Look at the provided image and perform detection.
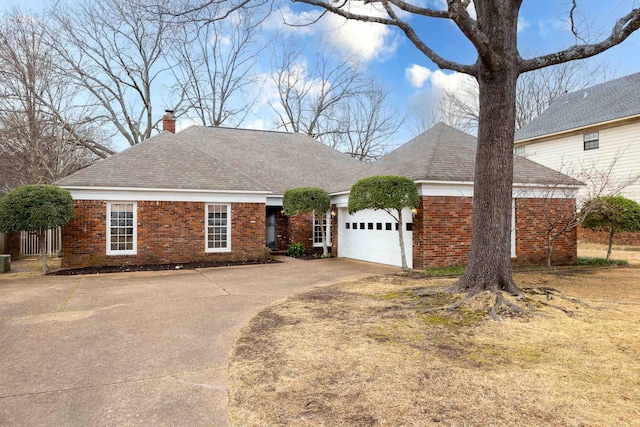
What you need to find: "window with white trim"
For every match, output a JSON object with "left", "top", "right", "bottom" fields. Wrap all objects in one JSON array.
[
  {"left": 514, "top": 146, "right": 525, "bottom": 156},
  {"left": 583, "top": 132, "right": 599, "bottom": 150},
  {"left": 313, "top": 212, "right": 332, "bottom": 247},
  {"left": 206, "top": 204, "right": 231, "bottom": 252},
  {"left": 107, "top": 202, "right": 136, "bottom": 255}
]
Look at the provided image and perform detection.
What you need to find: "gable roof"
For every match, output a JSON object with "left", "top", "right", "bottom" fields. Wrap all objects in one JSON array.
[
  {"left": 57, "top": 126, "right": 368, "bottom": 194},
  {"left": 371, "top": 123, "right": 582, "bottom": 186},
  {"left": 515, "top": 72, "right": 640, "bottom": 142}
]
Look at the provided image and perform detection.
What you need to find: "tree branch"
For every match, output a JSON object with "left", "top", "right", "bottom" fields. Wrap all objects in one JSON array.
[
  {"left": 521, "top": 8, "right": 640, "bottom": 73},
  {"left": 291, "top": 0, "right": 476, "bottom": 75}
]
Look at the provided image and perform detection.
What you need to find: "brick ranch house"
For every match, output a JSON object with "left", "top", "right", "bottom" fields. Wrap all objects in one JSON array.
[{"left": 56, "top": 118, "right": 582, "bottom": 270}]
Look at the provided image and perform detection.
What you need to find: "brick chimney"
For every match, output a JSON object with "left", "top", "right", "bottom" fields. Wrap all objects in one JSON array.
[{"left": 162, "top": 110, "right": 176, "bottom": 134}]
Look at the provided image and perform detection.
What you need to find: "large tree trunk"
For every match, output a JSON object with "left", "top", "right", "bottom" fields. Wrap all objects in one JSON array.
[{"left": 448, "top": 1, "right": 521, "bottom": 296}]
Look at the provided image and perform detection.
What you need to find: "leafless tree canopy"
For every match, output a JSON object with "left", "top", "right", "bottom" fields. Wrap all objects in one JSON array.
[
  {"left": 271, "top": 40, "right": 399, "bottom": 161},
  {"left": 169, "top": 7, "right": 266, "bottom": 127},
  {"left": 0, "top": 9, "right": 110, "bottom": 193},
  {"left": 532, "top": 150, "right": 640, "bottom": 267},
  {"left": 50, "top": 0, "right": 178, "bottom": 147},
  {"left": 423, "top": 60, "right": 611, "bottom": 134}
]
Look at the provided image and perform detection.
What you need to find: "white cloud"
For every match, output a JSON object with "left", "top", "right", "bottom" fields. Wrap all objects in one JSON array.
[
  {"left": 466, "top": 1, "right": 477, "bottom": 20},
  {"left": 405, "top": 64, "right": 433, "bottom": 88},
  {"left": 246, "top": 119, "right": 267, "bottom": 130},
  {"left": 324, "top": 14, "right": 399, "bottom": 62},
  {"left": 264, "top": 3, "right": 399, "bottom": 62},
  {"left": 407, "top": 68, "right": 478, "bottom": 125},
  {"left": 538, "top": 17, "right": 570, "bottom": 37},
  {"left": 518, "top": 16, "right": 530, "bottom": 33},
  {"left": 262, "top": 5, "right": 321, "bottom": 35}
]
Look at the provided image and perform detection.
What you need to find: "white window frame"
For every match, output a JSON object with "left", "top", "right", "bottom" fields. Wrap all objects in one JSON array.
[
  {"left": 583, "top": 131, "right": 599, "bottom": 150},
  {"left": 514, "top": 146, "right": 525, "bottom": 156},
  {"left": 205, "top": 204, "right": 232, "bottom": 253},
  {"left": 106, "top": 202, "right": 137, "bottom": 255},
  {"left": 313, "top": 211, "right": 332, "bottom": 247}
]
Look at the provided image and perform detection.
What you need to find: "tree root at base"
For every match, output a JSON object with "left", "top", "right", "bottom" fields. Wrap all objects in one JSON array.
[{"left": 418, "top": 286, "right": 588, "bottom": 321}]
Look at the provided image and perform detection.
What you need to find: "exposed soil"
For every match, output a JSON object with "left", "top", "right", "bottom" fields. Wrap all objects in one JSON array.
[{"left": 49, "top": 258, "right": 279, "bottom": 276}]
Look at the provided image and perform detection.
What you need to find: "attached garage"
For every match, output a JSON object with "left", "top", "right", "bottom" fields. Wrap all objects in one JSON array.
[{"left": 337, "top": 207, "right": 413, "bottom": 268}]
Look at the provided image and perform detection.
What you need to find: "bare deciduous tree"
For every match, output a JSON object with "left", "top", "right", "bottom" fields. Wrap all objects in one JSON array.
[
  {"left": 421, "top": 59, "right": 610, "bottom": 134},
  {"left": 271, "top": 39, "right": 398, "bottom": 161},
  {"left": 0, "top": 9, "right": 110, "bottom": 193},
  {"left": 292, "top": 0, "right": 640, "bottom": 299},
  {"left": 322, "top": 84, "right": 402, "bottom": 161},
  {"left": 50, "top": 0, "right": 178, "bottom": 147},
  {"left": 534, "top": 151, "right": 640, "bottom": 267},
  {"left": 270, "top": 40, "right": 369, "bottom": 138},
  {"left": 169, "top": 7, "right": 266, "bottom": 127}
]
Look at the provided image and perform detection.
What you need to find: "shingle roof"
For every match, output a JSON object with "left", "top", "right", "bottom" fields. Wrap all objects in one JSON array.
[
  {"left": 58, "top": 126, "right": 368, "bottom": 194},
  {"left": 371, "top": 123, "right": 582, "bottom": 186},
  {"left": 58, "top": 123, "right": 580, "bottom": 194},
  {"left": 175, "top": 126, "right": 368, "bottom": 194},
  {"left": 515, "top": 72, "right": 640, "bottom": 141},
  {"left": 56, "top": 131, "right": 269, "bottom": 192}
]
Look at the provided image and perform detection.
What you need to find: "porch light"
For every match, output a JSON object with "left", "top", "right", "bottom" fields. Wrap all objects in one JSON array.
[
  {"left": 411, "top": 208, "right": 418, "bottom": 217},
  {"left": 331, "top": 210, "right": 337, "bottom": 217}
]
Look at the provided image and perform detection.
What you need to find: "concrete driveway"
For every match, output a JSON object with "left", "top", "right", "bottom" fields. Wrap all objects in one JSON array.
[{"left": 0, "top": 257, "right": 396, "bottom": 426}]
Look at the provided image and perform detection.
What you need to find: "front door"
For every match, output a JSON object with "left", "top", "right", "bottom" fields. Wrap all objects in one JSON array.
[{"left": 266, "top": 210, "right": 277, "bottom": 249}]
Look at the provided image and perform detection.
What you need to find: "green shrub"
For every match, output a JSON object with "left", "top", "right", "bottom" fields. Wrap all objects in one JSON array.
[
  {"left": 287, "top": 242, "right": 305, "bottom": 258},
  {"left": 576, "top": 257, "right": 628, "bottom": 266},
  {"left": 421, "top": 265, "right": 466, "bottom": 277}
]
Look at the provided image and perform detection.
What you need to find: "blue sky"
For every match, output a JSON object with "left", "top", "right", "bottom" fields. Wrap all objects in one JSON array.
[{"left": 3, "top": 0, "right": 640, "bottom": 151}]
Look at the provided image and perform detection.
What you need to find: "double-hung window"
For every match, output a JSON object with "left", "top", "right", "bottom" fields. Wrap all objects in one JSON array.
[
  {"left": 107, "top": 202, "right": 136, "bottom": 255},
  {"left": 206, "top": 204, "right": 231, "bottom": 252},
  {"left": 583, "top": 132, "right": 599, "bottom": 150},
  {"left": 313, "top": 212, "right": 331, "bottom": 247}
]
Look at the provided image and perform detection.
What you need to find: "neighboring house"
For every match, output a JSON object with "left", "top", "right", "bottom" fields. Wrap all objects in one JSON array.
[
  {"left": 57, "top": 116, "right": 581, "bottom": 270},
  {"left": 514, "top": 72, "right": 640, "bottom": 202}
]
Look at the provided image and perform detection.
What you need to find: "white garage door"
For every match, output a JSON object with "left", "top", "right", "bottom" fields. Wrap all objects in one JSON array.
[{"left": 338, "top": 207, "right": 412, "bottom": 268}]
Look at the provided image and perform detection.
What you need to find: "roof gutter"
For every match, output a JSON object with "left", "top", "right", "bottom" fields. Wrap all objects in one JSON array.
[{"left": 59, "top": 185, "right": 272, "bottom": 195}]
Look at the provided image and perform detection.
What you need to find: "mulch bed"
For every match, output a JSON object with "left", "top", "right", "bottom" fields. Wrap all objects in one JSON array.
[{"left": 49, "top": 258, "right": 279, "bottom": 276}]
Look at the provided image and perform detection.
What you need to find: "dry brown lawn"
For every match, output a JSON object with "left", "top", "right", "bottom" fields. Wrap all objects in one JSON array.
[
  {"left": 579, "top": 241, "right": 640, "bottom": 265},
  {"left": 229, "top": 267, "right": 640, "bottom": 426}
]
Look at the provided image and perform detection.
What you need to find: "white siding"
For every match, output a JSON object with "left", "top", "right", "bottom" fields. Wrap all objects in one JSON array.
[{"left": 519, "top": 121, "right": 640, "bottom": 202}]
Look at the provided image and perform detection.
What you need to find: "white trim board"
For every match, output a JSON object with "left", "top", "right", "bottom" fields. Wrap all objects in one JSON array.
[{"left": 64, "top": 187, "right": 268, "bottom": 203}]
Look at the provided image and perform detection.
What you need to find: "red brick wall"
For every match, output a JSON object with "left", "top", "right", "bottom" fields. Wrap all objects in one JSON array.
[
  {"left": 284, "top": 212, "right": 314, "bottom": 252},
  {"left": 578, "top": 226, "right": 640, "bottom": 246},
  {"left": 411, "top": 196, "right": 578, "bottom": 269},
  {"left": 62, "top": 200, "right": 265, "bottom": 268},
  {"left": 330, "top": 204, "right": 338, "bottom": 257},
  {"left": 514, "top": 198, "right": 577, "bottom": 266},
  {"left": 413, "top": 196, "right": 474, "bottom": 269},
  {"left": 275, "top": 210, "right": 289, "bottom": 251}
]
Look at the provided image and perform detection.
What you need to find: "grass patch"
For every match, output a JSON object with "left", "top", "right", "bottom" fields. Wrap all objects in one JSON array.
[
  {"left": 577, "top": 256, "right": 629, "bottom": 266},
  {"left": 229, "top": 268, "right": 640, "bottom": 426},
  {"left": 420, "top": 265, "right": 466, "bottom": 277}
]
